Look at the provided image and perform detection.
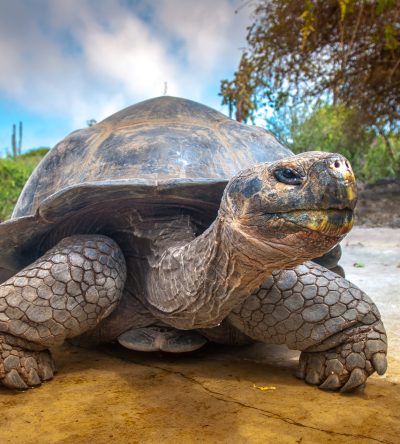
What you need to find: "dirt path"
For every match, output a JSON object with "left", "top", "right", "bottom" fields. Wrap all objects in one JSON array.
[{"left": 0, "top": 227, "right": 398, "bottom": 444}]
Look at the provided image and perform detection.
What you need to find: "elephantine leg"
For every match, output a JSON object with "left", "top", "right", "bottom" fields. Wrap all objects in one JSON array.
[
  {"left": 0, "top": 235, "right": 126, "bottom": 389},
  {"left": 228, "top": 261, "right": 387, "bottom": 392}
]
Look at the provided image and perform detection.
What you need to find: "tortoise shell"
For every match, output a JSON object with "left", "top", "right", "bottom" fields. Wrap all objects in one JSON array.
[{"left": 0, "top": 96, "right": 292, "bottom": 281}]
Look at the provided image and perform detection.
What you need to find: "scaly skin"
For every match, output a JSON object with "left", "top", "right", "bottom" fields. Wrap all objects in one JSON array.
[
  {"left": 0, "top": 235, "right": 126, "bottom": 389},
  {"left": 228, "top": 262, "right": 387, "bottom": 392}
]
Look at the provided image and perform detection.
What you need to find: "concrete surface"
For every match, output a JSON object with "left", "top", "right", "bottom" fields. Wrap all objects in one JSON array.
[{"left": 0, "top": 227, "right": 398, "bottom": 444}]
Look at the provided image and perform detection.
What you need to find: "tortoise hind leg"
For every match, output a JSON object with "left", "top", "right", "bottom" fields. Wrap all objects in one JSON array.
[
  {"left": 0, "top": 234, "right": 126, "bottom": 389},
  {"left": 118, "top": 326, "right": 207, "bottom": 353}
]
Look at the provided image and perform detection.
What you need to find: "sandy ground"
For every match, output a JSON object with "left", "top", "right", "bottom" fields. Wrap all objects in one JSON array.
[{"left": 0, "top": 227, "right": 398, "bottom": 444}]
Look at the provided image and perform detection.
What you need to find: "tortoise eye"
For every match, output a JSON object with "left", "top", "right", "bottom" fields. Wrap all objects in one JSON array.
[{"left": 274, "top": 168, "right": 303, "bottom": 185}]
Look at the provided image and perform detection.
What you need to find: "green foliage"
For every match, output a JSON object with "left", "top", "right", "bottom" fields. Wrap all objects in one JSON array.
[
  {"left": 221, "top": 0, "right": 400, "bottom": 154},
  {"left": 286, "top": 104, "right": 399, "bottom": 181},
  {"left": 362, "top": 136, "right": 400, "bottom": 182},
  {"left": 220, "top": 55, "right": 259, "bottom": 123},
  {"left": 290, "top": 105, "right": 372, "bottom": 176},
  {"left": 0, "top": 148, "right": 49, "bottom": 221}
]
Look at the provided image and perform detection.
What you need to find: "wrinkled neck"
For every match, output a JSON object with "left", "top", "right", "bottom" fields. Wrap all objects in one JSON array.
[{"left": 144, "top": 214, "right": 298, "bottom": 329}]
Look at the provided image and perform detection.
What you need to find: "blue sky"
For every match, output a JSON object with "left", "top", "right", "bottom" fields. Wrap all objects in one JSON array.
[{"left": 0, "top": 0, "right": 251, "bottom": 155}]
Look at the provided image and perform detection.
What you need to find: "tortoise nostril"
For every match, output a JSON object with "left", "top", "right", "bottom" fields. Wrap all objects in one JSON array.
[
  {"left": 334, "top": 160, "right": 341, "bottom": 169},
  {"left": 345, "top": 161, "right": 350, "bottom": 169}
]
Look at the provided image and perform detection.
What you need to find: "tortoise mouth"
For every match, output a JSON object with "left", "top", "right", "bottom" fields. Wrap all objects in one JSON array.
[{"left": 271, "top": 209, "right": 354, "bottom": 237}]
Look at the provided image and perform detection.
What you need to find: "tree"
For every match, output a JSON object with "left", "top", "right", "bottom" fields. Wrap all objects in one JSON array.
[
  {"left": 220, "top": 0, "right": 400, "bottom": 173},
  {"left": 290, "top": 104, "right": 373, "bottom": 176},
  {"left": 220, "top": 55, "right": 258, "bottom": 123},
  {"left": 86, "top": 119, "right": 97, "bottom": 127}
]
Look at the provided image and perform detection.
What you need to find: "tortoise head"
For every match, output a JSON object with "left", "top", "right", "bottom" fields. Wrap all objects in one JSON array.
[{"left": 220, "top": 152, "right": 357, "bottom": 262}]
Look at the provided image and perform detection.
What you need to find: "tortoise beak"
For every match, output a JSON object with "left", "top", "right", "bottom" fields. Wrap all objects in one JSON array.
[{"left": 290, "top": 154, "right": 357, "bottom": 236}]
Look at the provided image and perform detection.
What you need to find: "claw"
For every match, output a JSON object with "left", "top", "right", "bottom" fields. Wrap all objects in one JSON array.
[
  {"left": 27, "top": 368, "right": 41, "bottom": 386},
  {"left": 305, "top": 369, "right": 323, "bottom": 385},
  {"left": 340, "top": 368, "right": 367, "bottom": 392},
  {"left": 295, "top": 354, "right": 307, "bottom": 379},
  {"left": 2, "top": 369, "right": 28, "bottom": 390},
  {"left": 319, "top": 373, "right": 341, "bottom": 390},
  {"left": 372, "top": 353, "right": 387, "bottom": 375}
]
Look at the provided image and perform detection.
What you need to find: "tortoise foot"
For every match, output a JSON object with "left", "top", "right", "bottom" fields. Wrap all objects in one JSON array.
[
  {"left": 118, "top": 326, "right": 207, "bottom": 353},
  {"left": 0, "top": 334, "right": 56, "bottom": 390},
  {"left": 296, "top": 321, "right": 387, "bottom": 392}
]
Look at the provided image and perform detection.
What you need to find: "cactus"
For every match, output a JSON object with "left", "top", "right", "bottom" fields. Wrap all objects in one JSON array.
[
  {"left": 10, "top": 122, "right": 23, "bottom": 158},
  {"left": 11, "top": 124, "right": 17, "bottom": 158},
  {"left": 18, "top": 121, "right": 23, "bottom": 156}
]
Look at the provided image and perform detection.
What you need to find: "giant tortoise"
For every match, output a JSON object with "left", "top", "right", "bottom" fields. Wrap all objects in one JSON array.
[{"left": 0, "top": 96, "right": 387, "bottom": 391}]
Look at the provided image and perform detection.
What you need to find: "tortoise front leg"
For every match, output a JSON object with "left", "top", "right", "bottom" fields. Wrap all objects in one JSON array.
[
  {"left": 0, "top": 235, "right": 126, "bottom": 389},
  {"left": 228, "top": 262, "right": 387, "bottom": 392}
]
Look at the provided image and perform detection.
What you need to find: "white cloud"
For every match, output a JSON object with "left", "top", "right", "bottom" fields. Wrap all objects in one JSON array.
[{"left": 0, "top": 0, "right": 251, "bottom": 129}]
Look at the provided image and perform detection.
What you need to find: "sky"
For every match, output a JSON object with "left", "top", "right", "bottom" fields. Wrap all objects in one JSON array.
[{"left": 0, "top": 0, "right": 252, "bottom": 155}]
